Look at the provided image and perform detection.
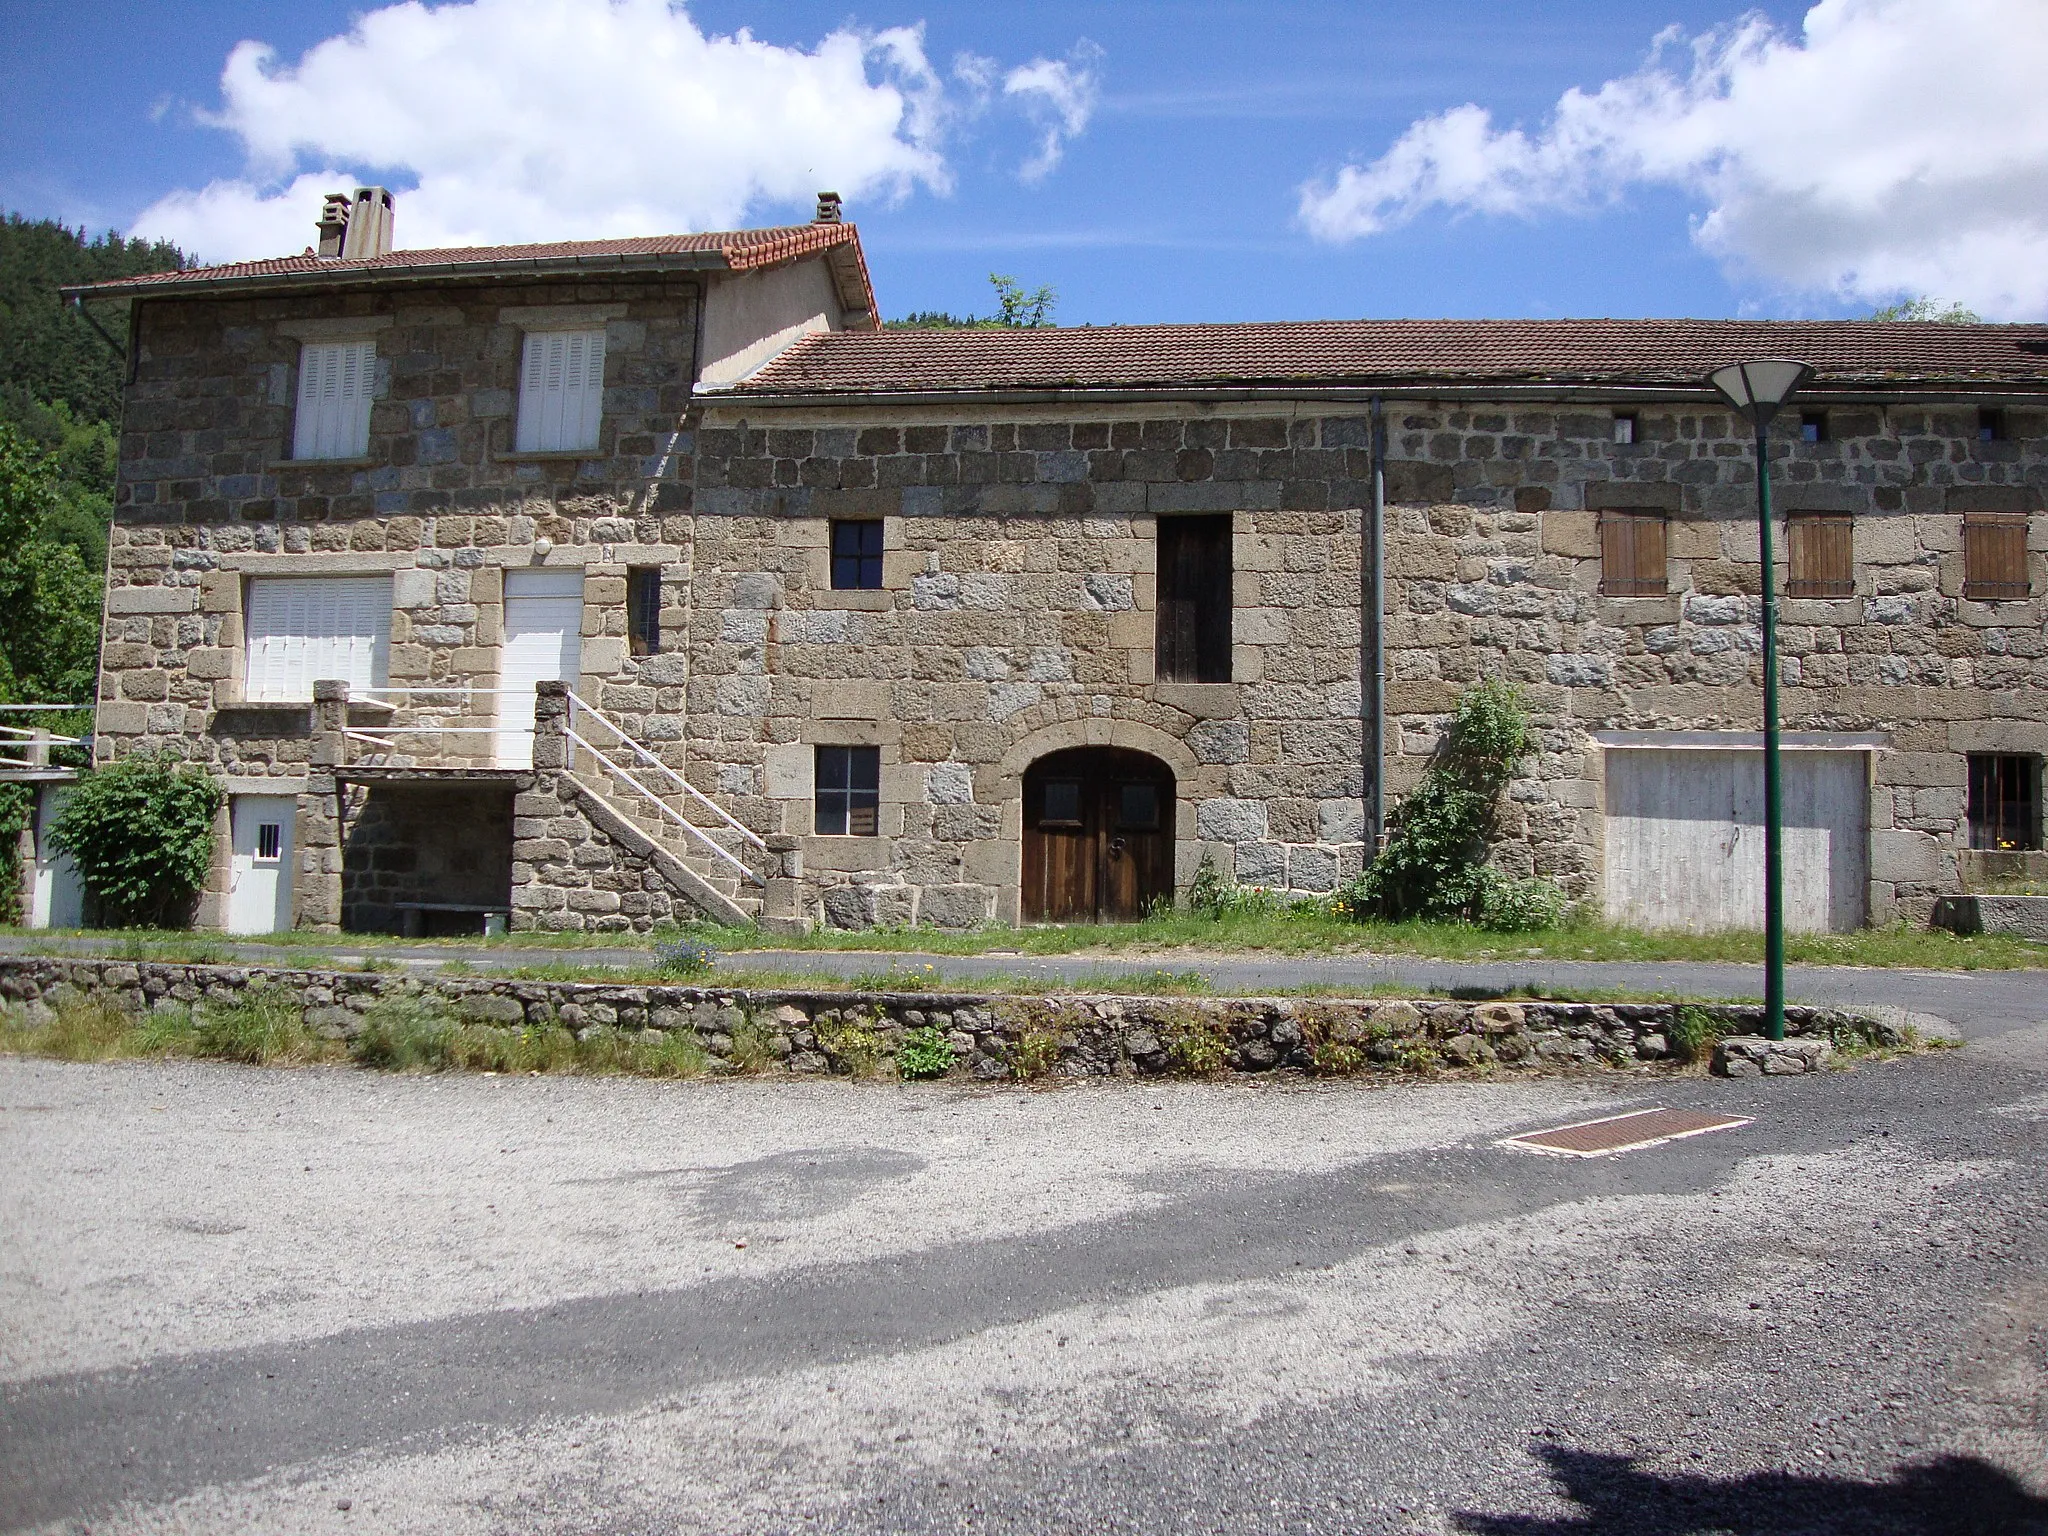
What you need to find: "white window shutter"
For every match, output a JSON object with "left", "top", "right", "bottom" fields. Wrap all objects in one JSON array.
[
  {"left": 293, "top": 341, "right": 374, "bottom": 459},
  {"left": 516, "top": 328, "right": 605, "bottom": 452},
  {"left": 244, "top": 577, "right": 392, "bottom": 701}
]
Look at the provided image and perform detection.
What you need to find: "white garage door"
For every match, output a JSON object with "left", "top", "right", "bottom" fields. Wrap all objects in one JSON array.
[{"left": 1604, "top": 749, "right": 1869, "bottom": 933}]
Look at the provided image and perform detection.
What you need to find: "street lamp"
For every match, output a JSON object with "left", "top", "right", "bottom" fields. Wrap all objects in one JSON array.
[{"left": 1707, "top": 358, "right": 1814, "bottom": 1042}]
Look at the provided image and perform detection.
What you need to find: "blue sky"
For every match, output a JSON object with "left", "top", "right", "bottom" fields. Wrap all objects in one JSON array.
[{"left": 4, "top": 0, "right": 2043, "bottom": 323}]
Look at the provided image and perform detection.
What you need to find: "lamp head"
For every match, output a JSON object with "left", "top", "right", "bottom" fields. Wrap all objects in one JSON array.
[{"left": 1708, "top": 358, "right": 1814, "bottom": 427}]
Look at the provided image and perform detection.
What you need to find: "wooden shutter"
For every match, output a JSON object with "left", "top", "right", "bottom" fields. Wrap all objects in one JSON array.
[
  {"left": 1786, "top": 512, "right": 1854, "bottom": 597},
  {"left": 292, "top": 340, "right": 374, "bottom": 460},
  {"left": 516, "top": 328, "right": 606, "bottom": 452},
  {"left": 1156, "top": 516, "right": 1232, "bottom": 682},
  {"left": 1963, "top": 513, "right": 2030, "bottom": 600},
  {"left": 244, "top": 576, "right": 393, "bottom": 700},
  {"left": 1600, "top": 512, "right": 1667, "bottom": 596}
]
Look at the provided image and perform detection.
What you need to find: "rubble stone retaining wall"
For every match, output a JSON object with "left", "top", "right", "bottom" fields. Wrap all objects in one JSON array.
[{"left": 0, "top": 957, "right": 1897, "bottom": 1078}]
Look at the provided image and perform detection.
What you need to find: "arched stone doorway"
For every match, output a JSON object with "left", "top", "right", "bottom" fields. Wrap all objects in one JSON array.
[{"left": 1022, "top": 748, "right": 1175, "bottom": 923}]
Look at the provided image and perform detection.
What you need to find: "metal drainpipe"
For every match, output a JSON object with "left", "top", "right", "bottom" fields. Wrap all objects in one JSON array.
[{"left": 1367, "top": 396, "right": 1387, "bottom": 856}]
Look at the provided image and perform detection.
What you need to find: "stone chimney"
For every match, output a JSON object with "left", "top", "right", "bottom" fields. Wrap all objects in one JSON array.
[
  {"left": 339, "top": 186, "right": 396, "bottom": 258},
  {"left": 316, "top": 193, "right": 353, "bottom": 258},
  {"left": 814, "top": 191, "right": 843, "bottom": 225}
]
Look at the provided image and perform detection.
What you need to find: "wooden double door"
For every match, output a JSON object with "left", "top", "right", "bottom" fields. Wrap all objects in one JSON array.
[{"left": 1022, "top": 749, "right": 1175, "bottom": 923}]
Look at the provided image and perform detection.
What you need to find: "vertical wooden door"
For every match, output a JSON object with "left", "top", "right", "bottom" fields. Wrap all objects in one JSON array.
[{"left": 1022, "top": 749, "right": 1174, "bottom": 923}]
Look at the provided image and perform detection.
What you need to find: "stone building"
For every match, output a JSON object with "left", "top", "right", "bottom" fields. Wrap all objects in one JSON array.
[{"left": 33, "top": 190, "right": 2048, "bottom": 936}]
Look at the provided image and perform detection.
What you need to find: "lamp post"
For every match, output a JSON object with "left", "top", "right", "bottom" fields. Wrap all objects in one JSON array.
[{"left": 1707, "top": 358, "right": 1814, "bottom": 1042}]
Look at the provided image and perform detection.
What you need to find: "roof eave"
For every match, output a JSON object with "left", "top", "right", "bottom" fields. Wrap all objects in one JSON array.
[{"left": 60, "top": 248, "right": 739, "bottom": 304}]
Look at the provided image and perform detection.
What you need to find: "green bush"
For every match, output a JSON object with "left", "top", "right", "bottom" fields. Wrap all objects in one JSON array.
[
  {"left": 896, "top": 1024, "right": 956, "bottom": 1080},
  {"left": 49, "top": 750, "right": 223, "bottom": 927},
  {"left": 1339, "top": 681, "right": 1569, "bottom": 929}
]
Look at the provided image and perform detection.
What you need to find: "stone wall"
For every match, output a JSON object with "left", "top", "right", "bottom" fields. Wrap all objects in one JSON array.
[{"left": 0, "top": 956, "right": 1896, "bottom": 1078}]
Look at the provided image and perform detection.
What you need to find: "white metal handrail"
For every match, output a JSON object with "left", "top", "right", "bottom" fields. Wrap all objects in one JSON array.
[
  {"left": 565, "top": 724, "right": 759, "bottom": 884},
  {"left": 567, "top": 694, "right": 769, "bottom": 854},
  {"left": 0, "top": 724, "right": 87, "bottom": 743}
]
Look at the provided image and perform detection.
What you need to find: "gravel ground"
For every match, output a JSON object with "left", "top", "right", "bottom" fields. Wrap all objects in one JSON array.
[{"left": 3, "top": 987, "right": 2045, "bottom": 1534}]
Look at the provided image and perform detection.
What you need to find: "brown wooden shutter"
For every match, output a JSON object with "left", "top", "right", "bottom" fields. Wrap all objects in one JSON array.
[
  {"left": 1156, "top": 516, "right": 1232, "bottom": 681},
  {"left": 1963, "top": 513, "right": 2030, "bottom": 600},
  {"left": 1599, "top": 512, "right": 1667, "bottom": 596},
  {"left": 1786, "top": 512, "right": 1854, "bottom": 597}
]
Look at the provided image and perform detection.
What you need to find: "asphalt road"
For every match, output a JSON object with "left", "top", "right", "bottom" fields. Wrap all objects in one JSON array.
[{"left": 2, "top": 973, "right": 2045, "bottom": 1533}]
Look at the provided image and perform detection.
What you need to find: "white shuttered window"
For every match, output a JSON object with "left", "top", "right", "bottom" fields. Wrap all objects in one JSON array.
[
  {"left": 515, "top": 328, "right": 606, "bottom": 452},
  {"left": 292, "top": 341, "right": 375, "bottom": 460},
  {"left": 244, "top": 577, "right": 392, "bottom": 701}
]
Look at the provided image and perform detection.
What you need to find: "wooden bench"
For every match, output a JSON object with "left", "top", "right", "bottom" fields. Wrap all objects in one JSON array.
[{"left": 391, "top": 901, "right": 511, "bottom": 938}]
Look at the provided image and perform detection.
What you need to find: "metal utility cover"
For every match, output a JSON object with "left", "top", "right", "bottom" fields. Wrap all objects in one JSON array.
[{"left": 1498, "top": 1107, "right": 1752, "bottom": 1158}]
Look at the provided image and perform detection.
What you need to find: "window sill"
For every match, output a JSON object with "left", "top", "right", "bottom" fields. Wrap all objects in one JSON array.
[
  {"left": 807, "top": 590, "right": 896, "bottom": 611},
  {"left": 494, "top": 450, "right": 606, "bottom": 463},
  {"left": 270, "top": 457, "right": 377, "bottom": 470}
]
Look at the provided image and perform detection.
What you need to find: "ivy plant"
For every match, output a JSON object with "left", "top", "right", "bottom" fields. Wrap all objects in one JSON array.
[
  {"left": 1340, "top": 681, "right": 1568, "bottom": 930},
  {"left": 48, "top": 751, "right": 224, "bottom": 928}
]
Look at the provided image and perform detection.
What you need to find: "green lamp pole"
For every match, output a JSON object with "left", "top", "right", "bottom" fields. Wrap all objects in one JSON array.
[{"left": 1707, "top": 359, "right": 1814, "bottom": 1043}]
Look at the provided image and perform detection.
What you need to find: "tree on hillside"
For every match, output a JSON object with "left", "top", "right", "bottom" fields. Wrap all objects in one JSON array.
[
  {"left": 1867, "top": 296, "right": 1982, "bottom": 323},
  {"left": 0, "top": 214, "right": 184, "bottom": 428},
  {"left": 886, "top": 272, "right": 1059, "bottom": 330},
  {"left": 0, "top": 423, "right": 103, "bottom": 705}
]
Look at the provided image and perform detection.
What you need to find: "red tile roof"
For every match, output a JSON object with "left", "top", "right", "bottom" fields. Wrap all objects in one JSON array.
[
  {"left": 68, "top": 223, "right": 877, "bottom": 320},
  {"left": 735, "top": 318, "right": 2048, "bottom": 396}
]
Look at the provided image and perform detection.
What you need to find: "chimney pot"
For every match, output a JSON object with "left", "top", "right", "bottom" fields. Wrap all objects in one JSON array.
[
  {"left": 316, "top": 193, "right": 352, "bottom": 258},
  {"left": 814, "top": 191, "right": 843, "bottom": 225},
  {"left": 339, "top": 186, "right": 397, "bottom": 258}
]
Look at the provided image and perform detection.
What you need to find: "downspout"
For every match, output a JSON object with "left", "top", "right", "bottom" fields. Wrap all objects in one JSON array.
[{"left": 1367, "top": 396, "right": 1387, "bottom": 856}]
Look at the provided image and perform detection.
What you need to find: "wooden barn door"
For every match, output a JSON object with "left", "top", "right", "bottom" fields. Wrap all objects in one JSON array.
[{"left": 1022, "top": 749, "right": 1174, "bottom": 923}]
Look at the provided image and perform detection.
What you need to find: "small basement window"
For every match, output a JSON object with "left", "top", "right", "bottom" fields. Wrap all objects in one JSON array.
[
  {"left": 815, "top": 745, "right": 880, "bottom": 836},
  {"left": 1979, "top": 408, "right": 2007, "bottom": 443},
  {"left": 1611, "top": 412, "right": 1638, "bottom": 445},
  {"left": 1968, "top": 754, "right": 2041, "bottom": 851},
  {"left": 1799, "top": 410, "right": 1829, "bottom": 444},
  {"left": 1962, "top": 512, "right": 2031, "bottom": 600},
  {"left": 627, "top": 567, "right": 661, "bottom": 656},
  {"left": 1599, "top": 511, "right": 1667, "bottom": 596},
  {"left": 830, "top": 519, "right": 884, "bottom": 590},
  {"left": 1156, "top": 515, "right": 1232, "bottom": 682},
  {"left": 1785, "top": 512, "right": 1854, "bottom": 598}
]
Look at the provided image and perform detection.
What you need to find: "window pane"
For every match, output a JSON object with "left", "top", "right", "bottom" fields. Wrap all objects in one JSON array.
[
  {"left": 627, "top": 568, "right": 661, "bottom": 656},
  {"left": 1041, "top": 779, "right": 1082, "bottom": 825},
  {"left": 1118, "top": 782, "right": 1159, "bottom": 830},
  {"left": 1157, "top": 516, "right": 1232, "bottom": 682},
  {"left": 1969, "top": 754, "right": 2041, "bottom": 851},
  {"left": 815, "top": 745, "right": 880, "bottom": 835},
  {"left": 831, "top": 520, "right": 884, "bottom": 590}
]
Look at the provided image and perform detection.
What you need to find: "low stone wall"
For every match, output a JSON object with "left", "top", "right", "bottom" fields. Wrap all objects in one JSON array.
[{"left": 0, "top": 956, "right": 1899, "bottom": 1078}]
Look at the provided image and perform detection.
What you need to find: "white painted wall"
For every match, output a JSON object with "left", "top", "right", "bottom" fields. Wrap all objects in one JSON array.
[
  {"left": 1603, "top": 748, "right": 1870, "bottom": 933},
  {"left": 696, "top": 259, "right": 843, "bottom": 388}
]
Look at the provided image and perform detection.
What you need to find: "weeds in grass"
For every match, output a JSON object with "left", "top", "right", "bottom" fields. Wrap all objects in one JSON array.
[
  {"left": 896, "top": 1024, "right": 956, "bottom": 1080},
  {"left": 1010, "top": 1025, "right": 1062, "bottom": 1080},
  {"left": 654, "top": 939, "right": 718, "bottom": 979},
  {"left": 192, "top": 989, "right": 324, "bottom": 1064},
  {"left": 725, "top": 1013, "right": 780, "bottom": 1074},
  {"left": 1071, "top": 967, "right": 1215, "bottom": 996},
  {"left": 849, "top": 963, "right": 944, "bottom": 992},
  {"left": 1669, "top": 1004, "right": 1735, "bottom": 1065},
  {"left": 40, "top": 992, "right": 137, "bottom": 1060},
  {"left": 815, "top": 1012, "right": 885, "bottom": 1077},
  {"left": 1156, "top": 1005, "right": 1233, "bottom": 1076}
]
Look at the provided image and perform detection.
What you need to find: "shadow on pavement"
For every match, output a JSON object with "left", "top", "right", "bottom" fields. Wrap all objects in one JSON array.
[{"left": 1455, "top": 1446, "right": 2048, "bottom": 1535}]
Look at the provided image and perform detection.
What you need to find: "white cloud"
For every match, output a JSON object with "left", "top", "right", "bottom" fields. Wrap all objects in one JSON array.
[
  {"left": 132, "top": 0, "right": 1095, "bottom": 262},
  {"left": 1003, "top": 42, "right": 1103, "bottom": 184},
  {"left": 1298, "top": 0, "right": 2048, "bottom": 318}
]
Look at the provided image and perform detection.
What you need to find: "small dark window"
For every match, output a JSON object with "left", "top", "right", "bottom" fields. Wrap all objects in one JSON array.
[
  {"left": 1117, "top": 782, "right": 1160, "bottom": 831},
  {"left": 1979, "top": 408, "right": 2007, "bottom": 443},
  {"left": 1599, "top": 511, "right": 1667, "bottom": 596},
  {"left": 1611, "top": 412, "right": 1638, "bottom": 445},
  {"left": 1799, "top": 410, "right": 1829, "bottom": 444},
  {"left": 1962, "top": 512, "right": 2030, "bottom": 600},
  {"left": 256, "top": 823, "right": 282, "bottom": 861},
  {"left": 814, "top": 745, "right": 880, "bottom": 835},
  {"left": 1785, "top": 512, "right": 1854, "bottom": 598},
  {"left": 627, "top": 567, "right": 661, "bottom": 656},
  {"left": 1968, "top": 754, "right": 2041, "bottom": 851},
  {"left": 1040, "top": 779, "right": 1083, "bottom": 827},
  {"left": 830, "top": 519, "right": 884, "bottom": 590},
  {"left": 1156, "top": 515, "right": 1232, "bottom": 682}
]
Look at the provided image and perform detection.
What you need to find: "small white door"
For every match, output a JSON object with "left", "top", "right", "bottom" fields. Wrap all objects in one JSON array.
[
  {"left": 228, "top": 795, "right": 296, "bottom": 935},
  {"left": 498, "top": 570, "right": 585, "bottom": 767},
  {"left": 1604, "top": 748, "right": 1869, "bottom": 934},
  {"left": 29, "top": 784, "right": 84, "bottom": 930}
]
